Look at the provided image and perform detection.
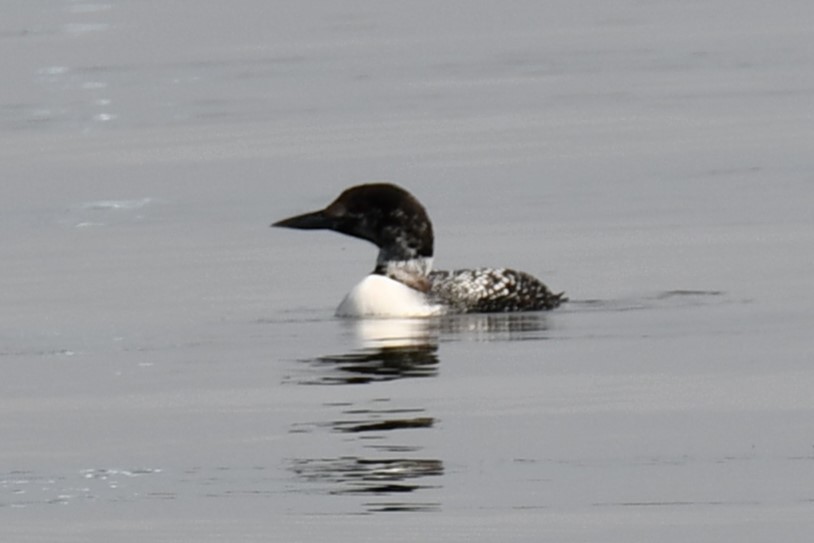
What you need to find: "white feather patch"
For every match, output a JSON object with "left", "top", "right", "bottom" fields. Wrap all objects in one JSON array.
[{"left": 336, "top": 274, "right": 444, "bottom": 318}]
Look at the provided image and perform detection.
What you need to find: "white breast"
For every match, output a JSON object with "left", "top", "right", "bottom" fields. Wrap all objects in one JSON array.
[{"left": 335, "top": 274, "right": 444, "bottom": 318}]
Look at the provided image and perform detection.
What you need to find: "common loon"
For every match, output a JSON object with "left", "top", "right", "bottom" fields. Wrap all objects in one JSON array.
[{"left": 272, "top": 183, "right": 565, "bottom": 318}]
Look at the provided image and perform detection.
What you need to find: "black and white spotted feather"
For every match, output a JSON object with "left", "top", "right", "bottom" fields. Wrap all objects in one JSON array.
[{"left": 429, "top": 268, "right": 565, "bottom": 313}]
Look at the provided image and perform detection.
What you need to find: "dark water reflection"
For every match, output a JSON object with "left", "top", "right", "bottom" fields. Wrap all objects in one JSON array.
[
  {"left": 286, "top": 313, "right": 551, "bottom": 513},
  {"left": 295, "top": 344, "right": 439, "bottom": 385},
  {"left": 290, "top": 456, "right": 443, "bottom": 502}
]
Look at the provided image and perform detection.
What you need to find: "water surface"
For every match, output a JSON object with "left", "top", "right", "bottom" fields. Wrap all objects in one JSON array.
[{"left": 2, "top": 1, "right": 813, "bottom": 541}]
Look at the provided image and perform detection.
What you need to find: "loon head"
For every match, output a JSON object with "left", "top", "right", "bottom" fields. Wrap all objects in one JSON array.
[{"left": 272, "top": 183, "right": 434, "bottom": 268}]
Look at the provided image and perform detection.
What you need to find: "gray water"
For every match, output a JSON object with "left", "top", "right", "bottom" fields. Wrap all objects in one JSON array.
[{"left": 2, "top": 1, "right": 813, "bottom": 541}]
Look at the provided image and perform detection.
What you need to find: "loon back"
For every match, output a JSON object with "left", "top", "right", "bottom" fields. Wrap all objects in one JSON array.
[
  {"left": 429, "top": 268, "right": 565, "bottom": 313},
  {"left": 272, "top": 183, "right": 565, "bottom": 317}
]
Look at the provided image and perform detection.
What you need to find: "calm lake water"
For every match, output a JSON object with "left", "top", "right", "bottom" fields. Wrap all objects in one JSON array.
[{"left": 2, "top": 1, "right": 813, "bottom": 541}]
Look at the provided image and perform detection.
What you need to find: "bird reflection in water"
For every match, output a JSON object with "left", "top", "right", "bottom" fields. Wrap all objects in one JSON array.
[
  {"left": 290, "top": 455, "right": 443, "bottom": 506},
  {"left": 299, "top": 343, "right": 439, "bottom": 385},
  {"left": 288, "top": 318, "right": 442, "bottom": 512},
  {"left": 290, "top": 313, "right": 550, "bottom": 385},
  {"left": 287, "top": 313, "right": 550, "bottom": 513},
  {"left": 291, "top": 318, "right": 440, "bottom": 385},
  {"left": 289, "top": 398, "right": 442, "bottom": 512},
  {"left": 438, "top": 312, "right": 552, "bottom": 340}
]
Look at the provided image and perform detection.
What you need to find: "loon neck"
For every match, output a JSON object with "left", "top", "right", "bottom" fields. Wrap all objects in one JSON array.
[{"left": 374, "top": 256, "right": 433, "bottom": 293}]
